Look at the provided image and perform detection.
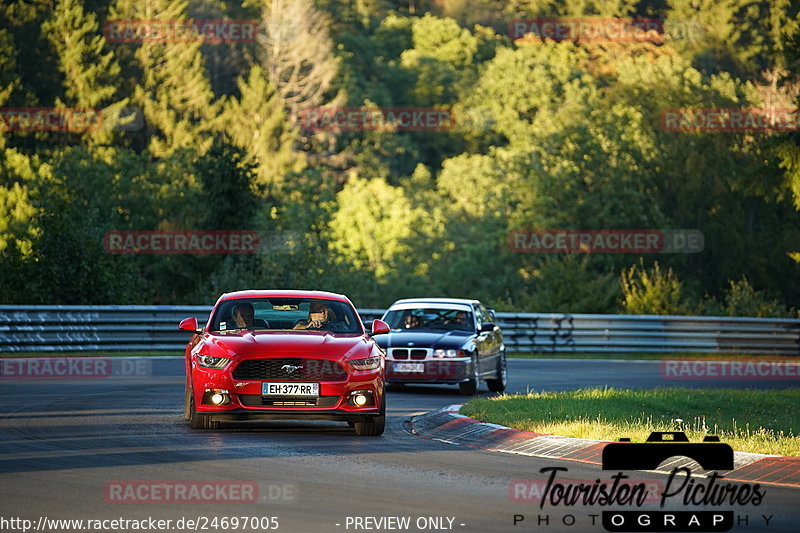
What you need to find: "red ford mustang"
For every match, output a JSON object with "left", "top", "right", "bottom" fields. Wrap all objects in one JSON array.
[{"left": 179, "top": 290, "right": 389, "bottom": 436}]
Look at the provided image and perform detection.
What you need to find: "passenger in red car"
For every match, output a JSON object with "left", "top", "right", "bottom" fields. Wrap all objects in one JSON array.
[{"left": 294, "top": 302, "right": 340, "bottom": 330}]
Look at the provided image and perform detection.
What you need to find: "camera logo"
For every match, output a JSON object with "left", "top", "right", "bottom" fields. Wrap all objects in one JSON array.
[
  {"left": 602, "top": 431, "right": 734, "bottom": 471},
  {"left": 600, "top": 432, "right": 739, "bottom": 532}
]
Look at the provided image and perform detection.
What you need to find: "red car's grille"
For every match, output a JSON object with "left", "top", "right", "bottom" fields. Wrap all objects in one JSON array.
[
  {"left": 232, "top": 358, "right": 348, "bottom": 381},
  {"left": 239, "top": 395, "right": 340, "bottom": 407}
]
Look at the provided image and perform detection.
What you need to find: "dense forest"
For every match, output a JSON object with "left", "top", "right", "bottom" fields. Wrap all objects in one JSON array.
[{"left": 0, "top": 0, "right": 798, "bottom": 315}]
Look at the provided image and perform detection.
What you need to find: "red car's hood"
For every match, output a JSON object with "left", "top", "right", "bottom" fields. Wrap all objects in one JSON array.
[{"left": 200, "top": 331, "right": 369, "bottom": 359}]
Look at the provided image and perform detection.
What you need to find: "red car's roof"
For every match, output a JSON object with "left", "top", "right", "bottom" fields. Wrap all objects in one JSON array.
[{"left": 217, "top": 290, "right": 352, "bottom": 304}]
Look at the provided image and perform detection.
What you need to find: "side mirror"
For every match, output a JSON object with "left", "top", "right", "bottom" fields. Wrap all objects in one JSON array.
[
  {"left": 371, "top": 319, "right": 390, "bottom": 335},
  {"left": 479, "top": 323, "right": 495, "bottom": 333},
  {"left": 178, "top": 317, "right": 200, "bottom": 333}
]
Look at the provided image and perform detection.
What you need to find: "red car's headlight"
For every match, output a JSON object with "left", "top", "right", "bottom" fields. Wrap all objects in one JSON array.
[
  {"left": 350, "top": 356, "right": 381, "bottom": 371},
  {"left": 196, "top": 354, "right": 231, "bottom": 369}
]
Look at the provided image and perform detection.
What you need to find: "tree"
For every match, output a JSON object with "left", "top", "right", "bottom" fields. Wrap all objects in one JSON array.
[
  {"left": 194, "top": 141, "right": 260, "bottom": 230},
  {"left": 328, "top": 175, "right": 428, "bottom": 282},
  {"left": 258, "top": 0, "right": 342, "bottom": 120},
  {"left": 110, "top": 0, "right": 217, "bottom": 157},
  {"left": 400, "top": 14, "right": 479, "bottom": 105},
  {"left": 620, "top": 261, "right": 691, "bottom": 315},
  {"left": 216, "top": 66, "right": 302, "bottom": 195},
  {"left": 42, "top": 0, "right": 129, "bottom": 144}
]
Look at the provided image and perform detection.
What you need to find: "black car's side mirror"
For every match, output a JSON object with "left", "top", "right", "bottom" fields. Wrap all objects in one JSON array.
[{"left": 479, "top": 323, "right": 495, "bottom": 333}]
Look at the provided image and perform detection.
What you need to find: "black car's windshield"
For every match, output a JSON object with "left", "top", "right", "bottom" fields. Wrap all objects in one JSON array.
[
  {"left": 209, "top": 298, "right": 362, "bottom": 334},
  {"left": 383, "top": 307, "right": 474, "bottom": 332}
]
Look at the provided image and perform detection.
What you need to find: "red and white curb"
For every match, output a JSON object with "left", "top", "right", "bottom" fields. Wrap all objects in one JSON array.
[{"left": 409, "top": 404, "right": 800, "bottom": 488}]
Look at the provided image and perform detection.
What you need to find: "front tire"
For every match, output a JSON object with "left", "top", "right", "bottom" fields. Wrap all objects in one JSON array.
[
  {"left": 458, "top": 355, "right": 479, "bottom": 396},
  {"left": 486, "top": 352, "right": 508, "bottom": 393},
  {"left": 183, "top": 384, "right": 192, "bottom": 421},
  {"left": 354, "top": 391, "right": 386, "bottom": 436},
  {"left": 188, "top": 393, "right": 219, "bottom": 430}
]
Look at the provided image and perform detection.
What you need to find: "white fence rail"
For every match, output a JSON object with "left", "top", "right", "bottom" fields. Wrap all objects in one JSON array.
[{"left": 0, "top": 305, "right": 797, "bottom": 355}]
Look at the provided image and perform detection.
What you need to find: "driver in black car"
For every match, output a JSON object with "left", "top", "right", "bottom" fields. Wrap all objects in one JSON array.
[{"left": 442, "top": 310, "right": 472, "bottom": 331}]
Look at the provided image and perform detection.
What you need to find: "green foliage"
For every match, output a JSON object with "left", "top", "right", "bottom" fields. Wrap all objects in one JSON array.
[
  {"left": 620, "top": 261, "right": 692, "bottom": 315},
  {"left": 719, "top": 277, "right": 794, "bottom": 318},
  {"left": 510, "top": 255, "right": 620, "bottom": 313},
  {"left": 42, "top": 0, "right": 129, "bottom": 144},
  {"left": 217, "top": 66, "right": 301, "bottom": 195},
  {"left": 0, "top": 0, "right": 797, "bottom": 312},
  {"left": 194, "top": 141, "right": 260, "bottom": 230},
  {"left": 114, "top": 0, "right": 217, "bottom": 157},
  {"left": 328, "top": 175, "right": 427, "bottom": 281}
]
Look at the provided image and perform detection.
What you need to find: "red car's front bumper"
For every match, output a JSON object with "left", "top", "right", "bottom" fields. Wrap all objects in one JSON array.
[{"left": 190, "top": 355, "right": 384, "bottom": 423}]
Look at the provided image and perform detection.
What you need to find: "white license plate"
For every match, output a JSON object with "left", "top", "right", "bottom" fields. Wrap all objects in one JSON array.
[
  {"left": 394, "top": 363, "right": 425, "bottom": 373},
  {"left": 262, "top": 382, "right": 319, "bottom": 396}
]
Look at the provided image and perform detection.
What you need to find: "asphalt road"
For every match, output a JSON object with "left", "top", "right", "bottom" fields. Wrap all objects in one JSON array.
[{"left": 0, "top": 358, "right": 797, "bottom": 533}]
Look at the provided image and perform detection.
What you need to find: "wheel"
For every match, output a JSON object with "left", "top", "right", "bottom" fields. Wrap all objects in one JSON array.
[
  {"left": 183, "top": 384, "right": 192, "bottom": 421},
  {"left": 458, "top": 355, "right": 479, "bottom": 396},
  {"left": 486, "top": 352, "right": 508, "bottom": 393},
  {"left": 188, "top": 392, "right": 219, "bottom": 430},
  {"left": 354, "top": 416, "right": 384, "bottom": 436},
  {"left": 354, "top": 390, "right": 386, "bottom": 436}
]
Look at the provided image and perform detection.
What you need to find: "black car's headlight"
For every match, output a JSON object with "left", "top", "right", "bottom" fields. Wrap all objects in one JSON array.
[
  {"left": 350, "top": 356, "right": 381, "bottom": 370},
  {"left": 196, "top": 354, "right": 230, "bottom": 369},
  {"left": 433, "top": 349, "right": 467, "bottom": 358}
]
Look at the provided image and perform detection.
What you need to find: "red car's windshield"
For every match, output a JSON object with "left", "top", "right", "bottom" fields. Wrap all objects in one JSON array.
[{"left": 209, "top": 298, "right": 362, "bottom": 334}]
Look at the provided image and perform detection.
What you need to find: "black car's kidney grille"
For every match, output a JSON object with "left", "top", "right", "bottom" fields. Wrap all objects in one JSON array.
[
  {"left": 391, "top": 348, "right": 428, "bottom": 360},
  {"left": 232, "top": 358, "right": 347, "bottom": 381},
  {"left": 239, "top": 395, "right": 340, "bottom": 407},
  {"left": 392, "top": 349, "right": 408, "bottom": 360},
  {"left": 410, "top": 349, "right": 427, "bottom": 360}
]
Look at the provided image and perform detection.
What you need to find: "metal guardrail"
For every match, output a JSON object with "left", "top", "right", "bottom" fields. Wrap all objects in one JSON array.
[{"left": 0, "top": 305, "right": 797, "bottom": 355}]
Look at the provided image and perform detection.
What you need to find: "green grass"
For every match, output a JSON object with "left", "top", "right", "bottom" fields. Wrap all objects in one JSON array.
[{"left": 461, "top": 387, "right": 800, "bottom": 456}]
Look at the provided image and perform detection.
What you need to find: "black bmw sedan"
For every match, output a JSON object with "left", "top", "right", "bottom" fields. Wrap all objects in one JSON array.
[{"left": 373, "top": 298, "right": 507, "bottom": 395}]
